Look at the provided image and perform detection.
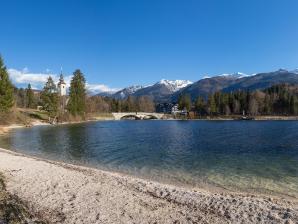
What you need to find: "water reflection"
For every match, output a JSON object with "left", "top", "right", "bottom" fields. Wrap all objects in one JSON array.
[{"left": 0, "top": 120, "right": 298, "bottom": 198}]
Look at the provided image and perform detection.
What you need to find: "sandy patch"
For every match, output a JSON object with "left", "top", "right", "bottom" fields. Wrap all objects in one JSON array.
[
  {"left": 0, "top": 121, "right": 50, "bottom": 135},
  {"left": 0, "top": 125, "right": 24, "bottom": 135},
  {"left": 0, "top": 148, "right": 297, "bottom": 224}
]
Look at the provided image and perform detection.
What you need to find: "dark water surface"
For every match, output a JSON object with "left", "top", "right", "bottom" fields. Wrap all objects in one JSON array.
[{"left": 0, "top": 120, "right": 298, "bottom": 197}]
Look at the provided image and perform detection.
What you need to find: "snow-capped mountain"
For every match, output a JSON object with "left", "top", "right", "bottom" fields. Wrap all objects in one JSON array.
[
  {"left": 129, "top": 79, "right": 192, "bottom": 102},
  {"left": 96, "top": 68, "right": 298, "bottom": 103},
  {"left": 105, "top": 80, "right": 193, "bottom": 102},
  {"left": 172, "top": 69, "right": 298, "bottom": 101},
  {"left": 291, "top": 69, "right": 298, "bottom": 74},
  {"left": 112, "top": 85, "right": 144, "bottom": 99},
  {"left": 95, "top": 79, "right": 192, "bottom": 97},
  {"left": 157, "top": 79, "right": 193, "bottom": 92},
  {"left": 217, "top": 72, "right": 250, "bottom": 79}
]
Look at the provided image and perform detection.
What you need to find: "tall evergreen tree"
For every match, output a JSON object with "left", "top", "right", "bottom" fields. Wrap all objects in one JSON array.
[
  {"left": 68, "top": 69, "right": 86, "bottom": 116},
  {"left": 125, "top": 96, "right": 136, "bottom": 112},
  {"left": 209, "top": 94, "right": 217, "bottom": 115},
  {"left": 195, "top": 96, "right": 205, "bottom": 116},
  {"left": 25, "top": 83, "right": 35, "bottom": 108},
  {"left": 0, "top": 56, "right": 14, "bottom": 113},
  {"left": 16, "top": 88, "right": 26, "bottom": 108},
  {"left": 178, "top": 94, "right": 191, "bottom": 111},
  {"left": 40, "top": 76, "right": 59, "bottom": 120}
]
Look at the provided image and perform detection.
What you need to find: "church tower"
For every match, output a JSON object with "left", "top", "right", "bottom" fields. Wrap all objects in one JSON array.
[{"left": 57, "top": 73, "right": 66, "bottom": 96}]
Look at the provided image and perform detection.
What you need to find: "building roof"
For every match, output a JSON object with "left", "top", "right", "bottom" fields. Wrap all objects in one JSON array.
[{"left": 58, "top": 73, "right": 66, "bottom": 85}]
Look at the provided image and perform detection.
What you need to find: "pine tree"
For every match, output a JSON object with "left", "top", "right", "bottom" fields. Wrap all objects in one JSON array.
[
  {"left": 264, "top": 93, "right": 271, "bottom": 115},
  {"left": 40, "top": 76, "right": 59, "bottom": 121},
  {"left": 178, "top": 94, "right": 191, "bottom": 111},
  {"left": 0, "top": 56, "right": 14, "bottom": 113},
  {"left": 68, "top": 69, "right": 86, "bottom": 116},
  {"left": 209, "top": 94, "right": 217, "bottom": 115},
  {"left": 195, "top": 96, "right": 205, "bottom": 116},
  {"left": 126, "top": 96, "right": 136, "bottom": 112},
  {"left": 25, "top": 83, "right": 35, "bottom": 108},
  {"left": 16, "top": 88, "right": 26, "bottom": 108}
]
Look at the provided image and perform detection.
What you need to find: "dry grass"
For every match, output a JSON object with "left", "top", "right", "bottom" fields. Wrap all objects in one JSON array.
[
  {"left": 87, "top": 112, "right": 114, "bottom": 120},
  {"left": 0, "top": 110, "right": 28, "bottom": 126},
  {"left": 0, "top": 108, "right": 49, "bottom": 127},
  {"left": 0, "top": 174, "right": 45, "bottom": 224}
]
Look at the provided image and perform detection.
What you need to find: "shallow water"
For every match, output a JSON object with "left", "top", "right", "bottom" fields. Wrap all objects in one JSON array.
[{"left": 0, "top": 120, "right": 298, "bottom": 198}]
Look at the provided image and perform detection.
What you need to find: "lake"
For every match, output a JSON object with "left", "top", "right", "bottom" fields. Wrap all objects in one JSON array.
[{"left": 0, "top": 120, "right": 298, "bottom": 198}]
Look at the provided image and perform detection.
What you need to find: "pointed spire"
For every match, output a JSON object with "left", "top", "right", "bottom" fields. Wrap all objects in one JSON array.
[{"left": 58, "top": 67, "right": 66, "bottom": 85}]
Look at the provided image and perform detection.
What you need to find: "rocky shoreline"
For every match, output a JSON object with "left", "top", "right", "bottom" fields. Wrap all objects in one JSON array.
[
  {"left": 0, "top": 173, "right": 44, "bottom": 224},
  {"left": 0, "top": 148, "right": 297, "bottom": 223}
]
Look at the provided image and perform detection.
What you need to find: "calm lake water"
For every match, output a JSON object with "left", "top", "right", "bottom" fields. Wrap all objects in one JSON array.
[{"left": 1, "top": 120, "right": 298, "bottom": 198}]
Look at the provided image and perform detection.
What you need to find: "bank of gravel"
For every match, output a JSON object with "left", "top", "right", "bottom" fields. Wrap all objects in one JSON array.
[
  {"left": 0, "top": 148, "right": 297, "bottom": 224},
  {"left": 0, "top": 173, "right": 45, "bottom": 224}
]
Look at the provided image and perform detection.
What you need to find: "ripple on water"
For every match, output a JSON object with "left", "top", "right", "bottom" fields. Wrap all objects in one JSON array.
[{"left": 0, "top": 120, "right": 297, "bottom": 198}]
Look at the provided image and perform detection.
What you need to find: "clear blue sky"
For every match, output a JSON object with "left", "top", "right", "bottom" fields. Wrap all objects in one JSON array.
[{"left": 1, "top": 0, "right": 298, "bottom": 89}]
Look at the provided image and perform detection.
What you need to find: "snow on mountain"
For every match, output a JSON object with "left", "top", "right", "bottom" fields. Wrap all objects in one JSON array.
[
  {"left": 277, "top": 68, "right": 289, "bottom": 73},
  {"left": 291, "top": 69, "right": 298, "bottom": 74},
  {"left": 114, "top": 85, "right": 144, "bottom": 99},
  {"left": 124, "top": 85, "right": 143, "bottom": 94},
  {"left": 157, "top": 79, "right": 193, "bottom": 92},
  {"left": 217, "top": 72, "right": 250, "bottom": 79}
]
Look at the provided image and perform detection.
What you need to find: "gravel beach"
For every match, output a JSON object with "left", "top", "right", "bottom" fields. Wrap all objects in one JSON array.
[{"left": 0, "top": 148, "right": 297, "bottom": 224}]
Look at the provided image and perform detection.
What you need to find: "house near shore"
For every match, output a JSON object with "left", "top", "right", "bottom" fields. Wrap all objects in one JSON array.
[
  {"left": 156, "top": 103, "right": 188, "bottom": 115},
  {"left": 171, "top": 104, "right": 188, "bottom": 116}
]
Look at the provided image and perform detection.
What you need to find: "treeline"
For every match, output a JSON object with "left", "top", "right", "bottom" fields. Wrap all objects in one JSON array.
[
  {"left": 1, "top": 54, "right": 155, "bottom": 123},
  {"left": 3, "top": 53, "right": 298, "bottom": 120},
  {"left": 40, "top": 70, "right": 87, "bottom": 122},
  {"left": 178, "top": 84, "right": 298, "bottom": 116},
  {"left": 15, "top": 84, "right": 38, "bottom": 109},
  {"left": 86, "top": 95, "right": 155, "bottom": 113},
  {"left": 0, "top": 55, "right": 88, "bottom": 123},
  {"left": 0, "top": 57, "right": 14, "bottom": 114}
]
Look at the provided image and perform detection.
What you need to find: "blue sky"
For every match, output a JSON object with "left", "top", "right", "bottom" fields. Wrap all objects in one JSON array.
[{"left": 1, "top": 0, "right": 298, "bottom": 91}]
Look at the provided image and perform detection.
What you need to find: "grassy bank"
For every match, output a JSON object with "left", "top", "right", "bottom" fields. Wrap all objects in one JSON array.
[
  {"left": 0, "top": 174, "right": 45, "bottom": 224},
  {"left": 87, "top": 112, "right": 114, "bottom": 120},
  {"left": 0, "top": 108, "right": 48, "bottom": 126}
]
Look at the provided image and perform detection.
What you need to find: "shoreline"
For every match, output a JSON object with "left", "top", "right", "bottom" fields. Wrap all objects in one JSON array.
[
  {"left": 0, "top": 124, "right": 24, "bottom": 135},
  {"left": 1, "top": 114, "right": 298, "bottom": 136},
  {"left": 0, "top": 148, "right": 297, "bottom": 223},
  {"left": 0, "top": 121, "right": 50, "bottom": 135}
]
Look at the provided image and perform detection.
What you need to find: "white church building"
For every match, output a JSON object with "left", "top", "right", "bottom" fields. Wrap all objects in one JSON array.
[
  {"left": 57, "top": 73, "right": 67, "bottom": 96},
  {"left": 57, "top": 73, "right": 68, "bottom": 113}
]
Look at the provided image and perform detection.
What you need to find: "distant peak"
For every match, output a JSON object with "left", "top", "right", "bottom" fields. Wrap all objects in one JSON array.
[
  {"left": 122, "top": 85, "right": 144, "bottom": 93},
  {"left": 157, "top": 79, "right": 193, "bottom": 92},
  {"left": 291, "top": 69, "right": 298, "bottom": 74},
  {"left": 217, "top": 72, "right": 249, "bottom": 79},
  {"left": 113, "top": 85, "right": 144, "bottom": 99},
  {"left": 277, "top": 68, "right": 288, "bottom": 73}
]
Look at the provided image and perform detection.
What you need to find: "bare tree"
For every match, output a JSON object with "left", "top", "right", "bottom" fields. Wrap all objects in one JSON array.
[
  {"left": 248, "top": 98, "right": 258, "bottom": 115},
  {"left": 137, "top": 96, "right": 155, "bottom": 112},
  {"left": 233, "top": 100, "right": 240, "bottom": 114}
]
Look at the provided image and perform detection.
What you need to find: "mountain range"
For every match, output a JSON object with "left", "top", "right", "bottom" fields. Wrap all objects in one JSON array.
[{"left": 97, "top": 69, "right": 298, "bottom": 103}]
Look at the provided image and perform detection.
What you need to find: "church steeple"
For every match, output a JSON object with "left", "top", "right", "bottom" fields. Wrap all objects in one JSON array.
[
  {"left": 57, "top": 69, "right": 66, "bottom": 96},
  {"left": 59, "top": 73, "right": 66, "bottom": 85}
]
